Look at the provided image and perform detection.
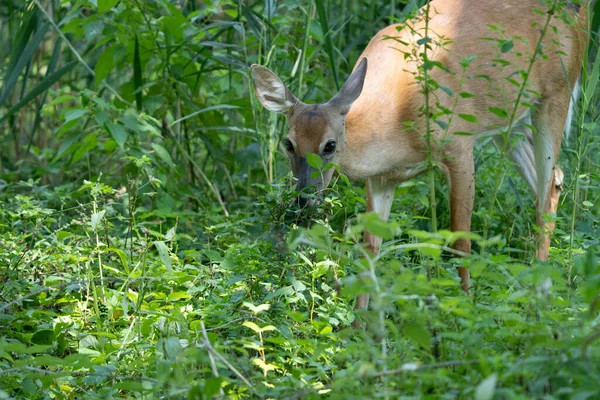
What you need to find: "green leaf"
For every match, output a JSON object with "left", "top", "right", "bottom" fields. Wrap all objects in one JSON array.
[
  {"left": 458, "top": 113, "right": 477, "bottom": 123},
  {"left": 95, "top": 46, "right": 114, "bottom": 86},
  {"left": 98, "top": 0, "right": 119, "bottom": 12},
  {"left": 404, "top": 323, "right": 431, "bottom": 348},
  {"left": 500, "top": 40, "right": 514, "bottom": 53},
  {"left": 90, "top": 210, "right": 106, "bottom": 231},
  {"left": 434, "top": 119, "right": 448, "bottom": 130},
  {"left": 154, "top": 241, "right": 172, "bottom": 271},
  {"left": 204, "top": 378, "right": 223, "bottom": 398},
  {"left": 107, "top": 247, "right": 129, "bottom": 273},
  {"left": 488, "top": 107, "right": 508, "bottom": 119},
  {"left": 360, "top": 213, "right": 397, "bottom": 240},
  {"left": 151, "top": 143, "right": 175, "bottom": 168},
  {"left": 475, "top": 373, "right": 498, "bottom": 400},
  {"left": 244, "top": 302, "right": 270, "bottom": 314},
  {"left": 64, "top": 108, "right": 88, "bottom": 123},
  {"left": 306, "top": 153, "right": 323, "bottom": 169},
  {"left": 161, "top": 337, "right": 181, "bottom": 361},
  {"left": 439, "top": 85, "right": 454, "bottom": 96},
  {"left": 167, "top": 291, "right": 191, "bottom": 301},
  {"left": 243, "top": 321, "right": 262, "bottom": 334},
  {"left": 106, "top": 122, "right": 128, "bottom": 149},
  {"left": 31, "top": 329, "right": 55, "bottom": 345}
]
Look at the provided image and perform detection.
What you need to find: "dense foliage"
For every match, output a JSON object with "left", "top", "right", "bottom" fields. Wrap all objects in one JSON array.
[{"left": 1, "top": 0, "right": 599, "bottom": 398}]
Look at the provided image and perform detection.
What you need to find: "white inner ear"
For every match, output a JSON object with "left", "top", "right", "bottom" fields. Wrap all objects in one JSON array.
[{"left": 255, "top": 76, "right": 294, "bottom": 113}]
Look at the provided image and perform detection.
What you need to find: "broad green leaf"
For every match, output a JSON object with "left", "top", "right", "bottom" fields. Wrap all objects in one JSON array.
[
  {"left": 458, "top": 113, "right": 477, "bottom": 123},
  {"left": 488, "top": 107, "right": 508, "bottom": 119},
  {"left": 161, "top": 337, "right": 181, "bottom": 361},
  {"left": 71, "top": 133, "right": 98, "bottom": 164},
  {"left": 95, "top": 46, "right": 114, "bottom": 86},
  {"left": 306, "top": 153, "right": 323, "bottom": 169},
  {"left": 154, "top": 241, "right": 172, "bottom": 271},
  {"left": 475, "top": 373, "right": 498, "bottom": 400},
  {"left": 204, "top": 378, "right": 223, "bottom": 398},
  {"left": 439, "top": 85, "right": 454, "bottom": 96},
  {"left": 106, "top": 122, "right": 128, "bottom": 149},
  {"left": 252, "top": 358, "right": 277, "bottom": 375},
  {"left": 151, "top": 143, "right": 175, "bottom": 168},
  {"left": 244, "top": 302, "right": 270, "bottom": 313},
  {"left": 360, "top": 213, "right": 397, "bottom": 240},
  {"left": 243, "top": 321, "right": 262, "bottom": 334},
  {"left": 165, "top": 226, "right": 176, "bottom": 241},
  {"left": 64, "top": 108, "right": 88, "bottom": 123},
  {"left": 167, "top": 291, "right": 191, "bottom": 301},
  {"left": 434, "top": 119, "right": 448, "bottom": 130},
  {"left": 90, "top": 210, "right": 106, "bottom": 231},
  {"left": 500, "top": 40, "right": 514, "bottom": 53},
  {"left": 404, "top": 322, "right": 431, "bottom": 348},
  {"left": 98, "top": 0, "right": 119, "bottom": 12},
  {"left": 261, "top": 325, "right": 277, "bottom": 332},
  {"left": 31, "top": 329, "right": 54, "bottom": 345}
]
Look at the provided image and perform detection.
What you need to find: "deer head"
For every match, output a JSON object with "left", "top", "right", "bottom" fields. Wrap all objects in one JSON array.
[{"left": 250, "top": 58, "right": 368, "bottom": 206}]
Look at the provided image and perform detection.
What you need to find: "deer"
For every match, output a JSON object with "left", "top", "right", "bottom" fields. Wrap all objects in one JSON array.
[{"left": 250, "top": 0, "right": 587, "bottom": 311}]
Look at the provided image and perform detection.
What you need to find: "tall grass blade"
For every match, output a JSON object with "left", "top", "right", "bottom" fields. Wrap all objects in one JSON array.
[
  {"left": 0, "top": 61, "right": 77, "bottom": 125},
  {"left": 0, "top": 22, "right": 49, "bottom": 107},
  {"left": 315, "top": 0, "right": 340, "bottom": 90},
  {"left": 5, "top": 10, "right": 38, "bottom": 78},
  {"left": 23, "top": 38, "right": 63, "bottom": 160},
  {"left": 133, "top": 34, "right": 143, "bottom": 111},
  {"left": 584, "top": 51, "right": 600, "bottom": 108}
]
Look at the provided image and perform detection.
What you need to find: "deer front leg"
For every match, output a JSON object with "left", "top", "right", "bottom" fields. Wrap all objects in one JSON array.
[
  {"left": 447, "top": 155, "right": 475, "bottom": 292},
  {"left": 355, "top": 176, "right": 396, "bottom": 311}
]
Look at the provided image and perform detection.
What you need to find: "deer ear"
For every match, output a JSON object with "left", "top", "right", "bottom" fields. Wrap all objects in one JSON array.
[
  {"left": 251, "top": 65, "right": 299, "bottom": 113},
  {"left": 327, "top": 58, "right": 368, "bottom": 115}
]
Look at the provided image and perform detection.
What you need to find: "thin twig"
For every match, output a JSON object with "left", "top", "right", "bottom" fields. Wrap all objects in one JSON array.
[
  {"left": 199, "top": 321, "right": 253, "bottom": 388},
  {"left": 0, "top": 283, "right": 69, "bottom": 313},
  {"left": 201, "top": 322, "right": 226, "bottom": 397}
]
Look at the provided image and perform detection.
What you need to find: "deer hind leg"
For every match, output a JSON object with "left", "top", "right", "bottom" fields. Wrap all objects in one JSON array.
[
  {"left": 355, "top": 176, "right": 395, "bottom": 311},
  {"left": 532, "top": 91, "right": 571, "bottom": 261},
  {"left": 493, "top": 114, "right": 565, "bottom": 258},
  {"left": 446, "top": 150, "right": 475, "bottom": 292}
]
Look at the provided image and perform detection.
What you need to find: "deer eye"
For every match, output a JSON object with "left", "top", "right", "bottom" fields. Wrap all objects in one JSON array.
[
  {"left": 323, "top": 140, "right": 337, "bottom": 155},
  {"left": 283, "top": 138, "right": 295, "bottom": 153}
]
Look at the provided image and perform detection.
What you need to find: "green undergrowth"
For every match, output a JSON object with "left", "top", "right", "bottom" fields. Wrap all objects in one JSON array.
[{"left": 1, "top": 174, "right": 599, "bottom": 399}]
